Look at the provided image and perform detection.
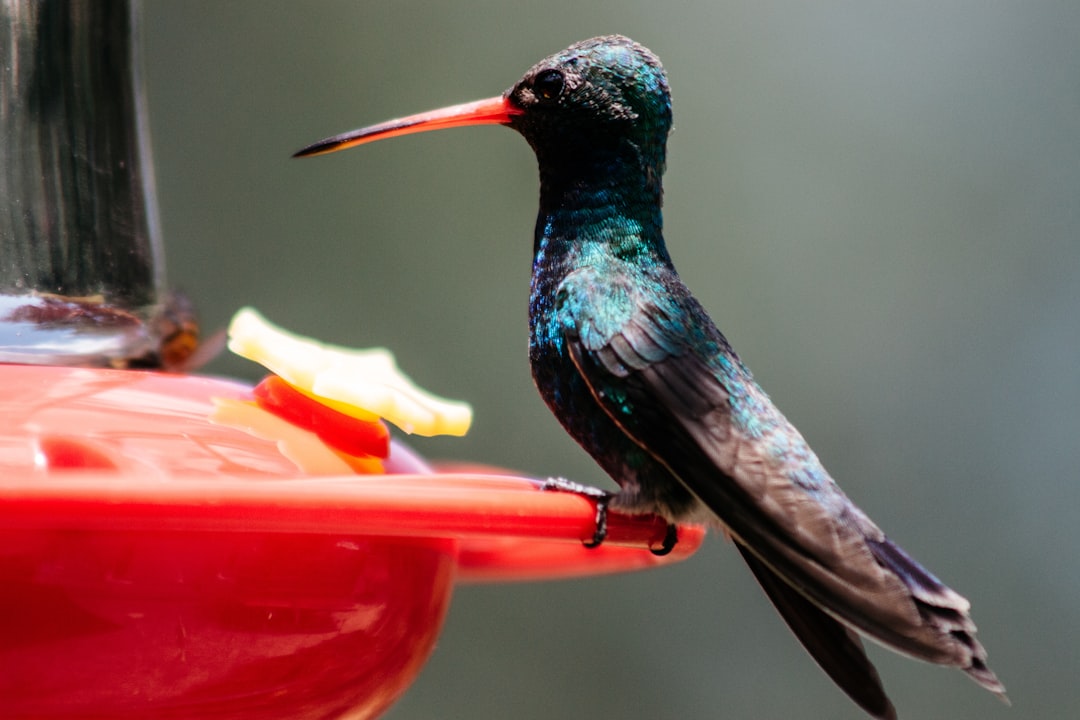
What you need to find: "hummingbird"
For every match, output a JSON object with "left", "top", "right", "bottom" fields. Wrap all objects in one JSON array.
[{"left": 295, "top": 35, "right": 1006, "bottom": 720}]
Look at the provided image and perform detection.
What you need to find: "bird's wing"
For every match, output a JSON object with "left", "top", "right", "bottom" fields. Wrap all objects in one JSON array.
[{"left": 556, "top": 266, "right": 1004, "bottom": 704}]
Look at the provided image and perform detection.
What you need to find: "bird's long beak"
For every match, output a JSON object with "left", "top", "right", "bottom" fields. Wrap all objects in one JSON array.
[{"left": 293, "top": 95, "right": 520, "bottom": 158}]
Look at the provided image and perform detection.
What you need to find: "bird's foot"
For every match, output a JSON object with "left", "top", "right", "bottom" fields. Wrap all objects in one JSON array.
[
  {"left": 582, "top": 494, "right": 612, "bottom": 548},
  {"left": 649, "top": 522, "right": 679, "bottom": 556},
  {"left": 540, "top": 478, "right": 679, "bottom": 553},
  {"left": 541, "top": 477, "right": 612, "bottom": 548}
]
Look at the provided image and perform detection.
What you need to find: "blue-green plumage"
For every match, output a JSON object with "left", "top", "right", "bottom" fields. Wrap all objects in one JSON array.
[{"left": 296, "top": 34, "right": 1005, "bottom": 720}]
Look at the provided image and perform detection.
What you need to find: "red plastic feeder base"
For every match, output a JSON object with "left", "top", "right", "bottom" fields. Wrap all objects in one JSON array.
[{"left": 0, "top": 365, "right": 703, "bottom": 719}]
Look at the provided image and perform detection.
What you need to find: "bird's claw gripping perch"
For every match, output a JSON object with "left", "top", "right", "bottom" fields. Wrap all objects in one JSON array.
[
  {"left": 541, "top": 477, "right": 678, "bottom": 554},
  {"left": 650, "top": 523, "right": 679, "bottom": 556},
  {"left": 541, "top": 477, "right": 612, "bottom": 548},
  {"left": 583, "top": 494, "right": 612, "bottom": 548}
]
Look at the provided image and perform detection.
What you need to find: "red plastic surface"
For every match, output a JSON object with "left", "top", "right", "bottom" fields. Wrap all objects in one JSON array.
[
  {"left": 0, "top": 364, "right": 703, "bottom": 718},
  {"left": 253, "top": 374, "right": 391, "bottom": 459}
]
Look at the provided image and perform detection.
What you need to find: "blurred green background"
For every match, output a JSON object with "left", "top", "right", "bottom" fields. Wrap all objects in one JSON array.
[{"left": 142, "top": 2, "right": 1078, "bottom": 718}]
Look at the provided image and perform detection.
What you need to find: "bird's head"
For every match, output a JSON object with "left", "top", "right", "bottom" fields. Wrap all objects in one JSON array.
[
  {"left": 504, "top": 35, "right": 672, "bottom": 166},
  {"left": 294, "top": 35, "right": 671, "bottom": 182}
]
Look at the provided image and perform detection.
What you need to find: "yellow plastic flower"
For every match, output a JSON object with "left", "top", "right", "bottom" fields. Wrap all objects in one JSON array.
[{"left": 228, "top": 307, "right": 472, "bottom": 437}]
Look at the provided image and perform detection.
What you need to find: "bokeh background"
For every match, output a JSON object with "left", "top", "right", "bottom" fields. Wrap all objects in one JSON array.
[{"left": 142, "top": 2, "right": 1078, "bottom": 718}]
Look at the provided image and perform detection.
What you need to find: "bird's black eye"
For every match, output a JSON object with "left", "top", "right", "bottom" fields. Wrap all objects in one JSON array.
[{"left": 533, "top": 69, "right": 564, "bottom": 102}]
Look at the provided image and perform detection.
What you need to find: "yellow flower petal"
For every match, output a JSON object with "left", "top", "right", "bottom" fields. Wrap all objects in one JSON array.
[{"left": 227, "top": 307, "right": 472, "bottom": 436}]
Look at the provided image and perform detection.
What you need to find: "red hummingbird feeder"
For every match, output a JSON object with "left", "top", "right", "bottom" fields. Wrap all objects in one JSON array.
[
  {"left": 0, "top": 363, "right": 702, "bottom": 720},
  {"left": 0, "top": 4, "right": 702, "bottom": 718}
]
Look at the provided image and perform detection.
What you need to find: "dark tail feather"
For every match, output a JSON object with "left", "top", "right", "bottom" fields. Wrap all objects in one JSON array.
[
  {"left": 737, "top": 543, "right": 897, "bottom": 720},
  {"left": 866, "top": 537, "right": 1008, "bottom": 702}
]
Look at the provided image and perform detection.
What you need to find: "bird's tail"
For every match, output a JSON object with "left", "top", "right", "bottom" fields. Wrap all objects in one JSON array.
[
  {"left": 736, "top": 532, "right": 1008, "bottom": 718},
  {"left": 736, "top": 543, "right": 897, "bottom": 720},
  {"left": 865, "top": 537, "right": 1009, "bottom": 702}
]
